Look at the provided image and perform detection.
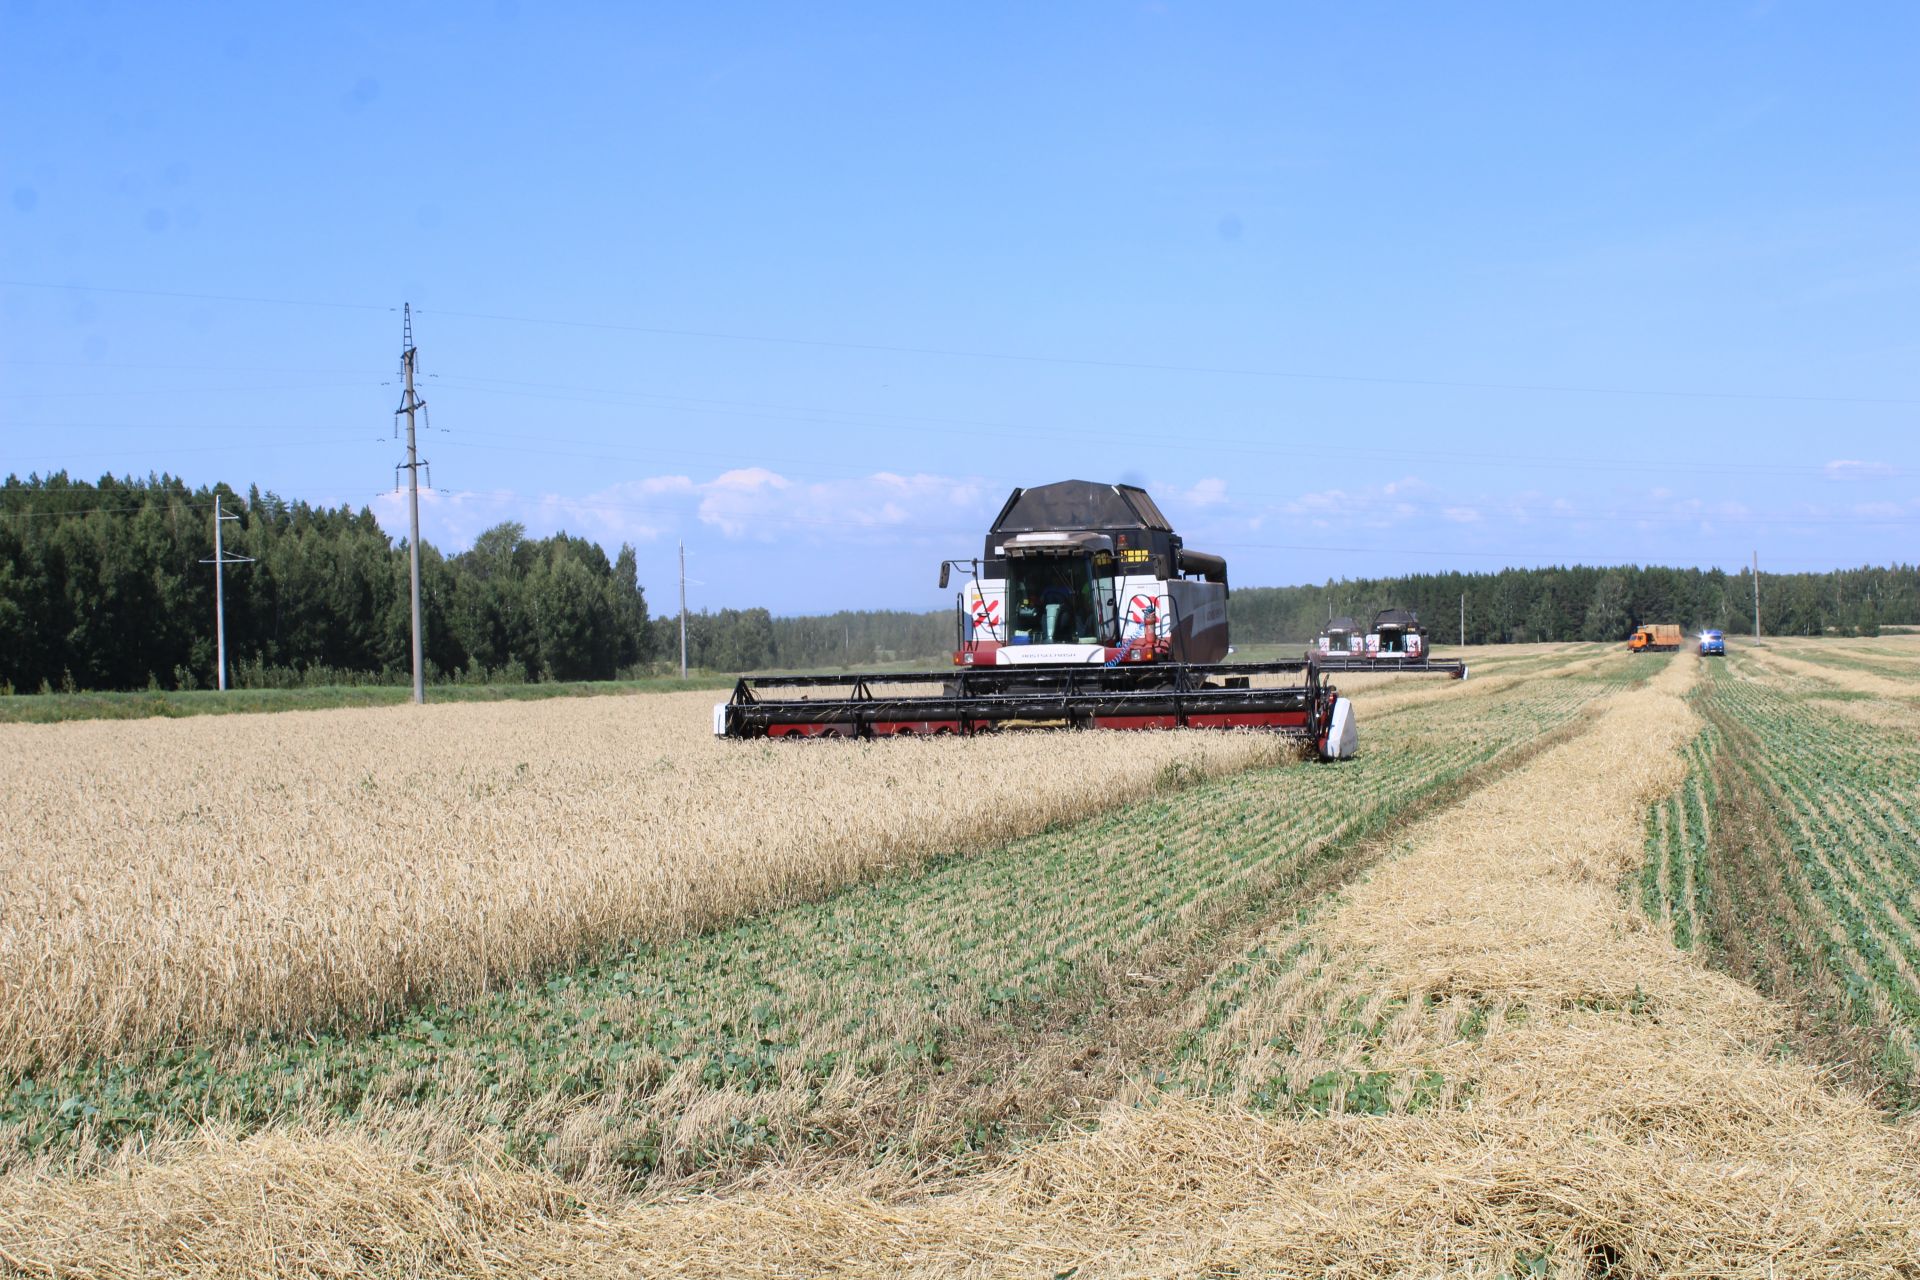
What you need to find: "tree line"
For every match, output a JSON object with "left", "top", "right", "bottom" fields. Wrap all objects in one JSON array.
[
  {"left": 1228, "top": 562, "right": 1918, "bottom": 647},
  {"left": 1, "top": 473, "right": 963, "bottom": 692},
  {"left": 2, "top": 473, "right": 650, "bottom": 691},
  {"left": 4, "top": 474, "right": 1914, "bottom": 692}
]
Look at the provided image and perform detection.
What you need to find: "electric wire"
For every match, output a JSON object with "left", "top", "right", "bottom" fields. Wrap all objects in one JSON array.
[{"left": 4, "top": 278, "right": 1912, "bottom": 406}]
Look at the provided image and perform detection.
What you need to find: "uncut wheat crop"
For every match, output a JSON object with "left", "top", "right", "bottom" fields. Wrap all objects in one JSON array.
[{"left": 0, "top": 691, "right": 1299, "bottom": 1069}]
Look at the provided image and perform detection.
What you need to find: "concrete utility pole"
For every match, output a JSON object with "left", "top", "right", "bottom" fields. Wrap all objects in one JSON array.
[
  {"left": 199, "top": 493, "right": 253, "bottom": 691},
  {"left": 678, "top": 541, "right": 688, "bottom": 679},
  {"left": 1459, "top": 592, "right": 1466, "bottom": 647},
  {"left": 1752, "top": 550, "right": 1761, "bottom": 641},
  {"left": 394, "top": 304, "right": 429, "bottom": 704}
]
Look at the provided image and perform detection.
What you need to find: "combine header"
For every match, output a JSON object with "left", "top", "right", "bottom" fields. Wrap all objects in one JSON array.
[
  {"left": 715, "top": 480, "right": 1362, "bottom": 759},
  {"left": 1311, "top": 608, "right": 1468, "bottom": 678}
]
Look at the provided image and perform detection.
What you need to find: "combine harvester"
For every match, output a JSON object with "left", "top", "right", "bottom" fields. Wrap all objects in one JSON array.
[
  {"left": 716, "top": 480, "right": 1460, "bottom": 760},
  {"left": 1314, "top": 615, "right": 1365, "bottom": 661},
  {"left": 1311, "top": 607, "right": 1468, "bottom": 678}
]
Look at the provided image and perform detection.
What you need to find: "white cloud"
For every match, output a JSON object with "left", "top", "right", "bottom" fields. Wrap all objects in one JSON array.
[
  {"left": 553, "top": 477, "right": 694, "bottom": 543},
  {"left": 1183, "top": 477, "right": 1229, "bottom": 507},
  {"left": 373, "top": 476, "right": 694, "bottom": 549},
  {"left": 695, "top": 468, "right": 988, "bottom": 542},
  {"left": 708, "top": 467, "right": 790, "bottom": 492},
  {"left": 1852, "top": 500, "right": 1916, "bottom": 520},
  {"left": 369, "top": 468, "right": 993, "bottom": 553},
  {"left": 1282, "top": 477, "right": 1427, "bottom": 531},
  {"left": 371, "top": 487, "right": 551, "bottom": 548},
  {"left": 1825, "top": 459, "right": 1897, "bottom": 481},
  {"left": 1442, "top": 506, "right": 1482, "bottom": 524},
  {"left": 697, "top": 468, "right": 796, "bottom": 539}
]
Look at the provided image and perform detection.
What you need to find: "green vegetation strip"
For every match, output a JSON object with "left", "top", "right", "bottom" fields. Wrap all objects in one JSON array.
[
  {"left": 1644, "top": 656, "right": 1920, "bottom": 1106},
  {"left": 1, "top": 669, "right": 1629, "bottom": 1183},
  {"left": 1637, "top": 726, "right": 1717, "bottom": 952},
  {"left": 1766, "top": 645, "right": 1920, "bottom": 687}
]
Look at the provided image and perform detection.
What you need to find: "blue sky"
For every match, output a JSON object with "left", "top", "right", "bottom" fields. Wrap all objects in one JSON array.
[{"left": 4, "top": 1, "right": 1916, "bottom": 614}]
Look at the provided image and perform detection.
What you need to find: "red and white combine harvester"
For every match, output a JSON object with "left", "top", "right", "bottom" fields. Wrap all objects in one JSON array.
[
  {"left": 715, "top": 481, "right": 1457, "bottom": 759},
  {"left": 1312, "top": 608, "right": 1468, "bottom": 678}
]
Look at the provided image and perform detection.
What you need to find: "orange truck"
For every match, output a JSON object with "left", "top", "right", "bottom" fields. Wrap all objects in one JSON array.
[{"left": 1628, "top": 623, "right": 1683, "bottom": 653}]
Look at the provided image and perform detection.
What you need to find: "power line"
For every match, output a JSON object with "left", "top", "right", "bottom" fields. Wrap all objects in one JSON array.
[
  {"left": 3, "top": 436, "right": 375, "bottom": 461},
  {"left": 1238, "top": 493, "right": 1920, "bottom": 527},
  {"left": 419, "top": 304, "right": 1919, "bottom": 407},
  {"left": 0, "top": 381, "right": 379, "bottom": 399},
  {"left": 0, "top": 359, "right": 389, "bottom": 375},
  {"left": 0, "top": 483, "right": 1900, "bottom": 575},
  {"left": 411, "top": 373, "right": 1918, "bottom": 478},
  {"left": 0, "top": 502, "right": 209, "bottom": 519},
  {"left": 1209, "top": 538, "right": 1701, "bottom": 562},
  {"left": 17, "top": 358, "right": 1912, "bottom": 482},
  {"left": 4, "top": 277, "right": 1912, "bottom": 407},
  {"left": 423, "top": 433, "right": 1915, "bottom": 497},
  {"left": 11, "top": 456, "right": 1916, "bottom": 532},
  {"left": 383, "top": 484, "right": 1920, "bottom": 543},
  {"left": 0, "top": 280, "right": 391, "bottom": 312},
  {"left": 15, "top": 416, "right": 1914, "bottom": 492}
]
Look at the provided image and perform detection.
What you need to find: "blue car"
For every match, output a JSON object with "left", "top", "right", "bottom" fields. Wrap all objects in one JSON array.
[{"left": 1699, "top": 629, "right": 1725, "bottom": 656}]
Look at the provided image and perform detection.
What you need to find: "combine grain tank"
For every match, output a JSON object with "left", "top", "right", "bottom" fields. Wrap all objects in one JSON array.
[{"left": 715, "top": 480, "right": 1368, "bottom": 758}]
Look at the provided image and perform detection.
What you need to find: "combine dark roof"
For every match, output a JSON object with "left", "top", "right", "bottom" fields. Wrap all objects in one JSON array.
[
  {"left": 1372, "top": 608, "right": 1420, "bottom": 630},
  {"left": 989, "top": 481, "right": 1173, "bottom": 535},
  {"left": 1326, "top": 616, "right": 1358, "bottom": 634}
]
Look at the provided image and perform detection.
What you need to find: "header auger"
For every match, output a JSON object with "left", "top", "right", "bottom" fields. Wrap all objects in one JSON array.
[{"left": 717, "top": 480, "right": 1385, "bottom": 760}]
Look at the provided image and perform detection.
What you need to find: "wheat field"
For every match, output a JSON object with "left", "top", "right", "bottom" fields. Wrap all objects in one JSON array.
[
  {"left": 0, "top": 692, "right": 1294, "bottom": 1068},
  {"left": 6, "top": 643, "right": 1920, "bottom": 1276},
  {"left": 7, "top": 646, "right": 1919, "bottom": 1278}
]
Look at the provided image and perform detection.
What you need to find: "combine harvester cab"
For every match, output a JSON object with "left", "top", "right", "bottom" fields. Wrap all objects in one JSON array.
[
  {"left": 715, "top": 480, "right": 1371, "bottom": 759},
  {"left": 952, "top": 479, "right": 1225, "bottom": 670},
  {"left": 1310, "top": 607, "right": 1468, "bottom": 679}
]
